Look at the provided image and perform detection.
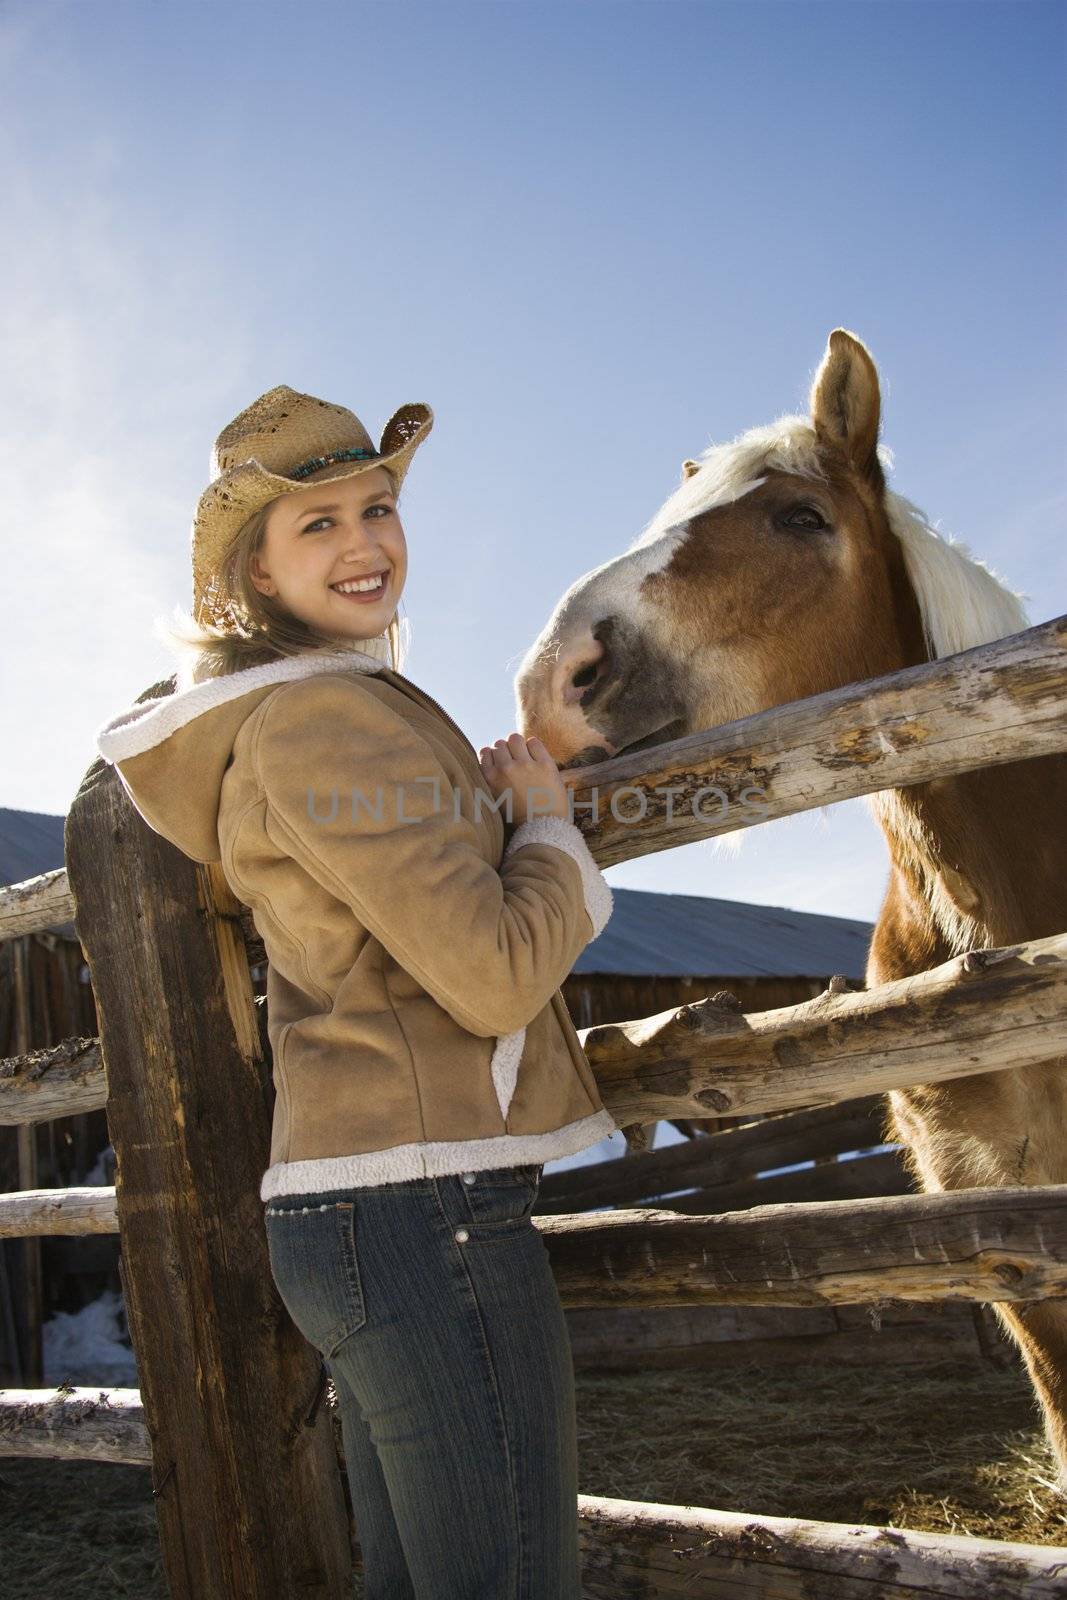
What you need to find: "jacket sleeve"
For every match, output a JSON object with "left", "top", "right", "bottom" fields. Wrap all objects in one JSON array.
[{"left": 253, "top": 675, "right": 614, "bottom": 1038}]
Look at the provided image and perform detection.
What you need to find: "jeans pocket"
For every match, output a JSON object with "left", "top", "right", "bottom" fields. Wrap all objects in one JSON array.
[
  {"left": 264, "top": 1198, "right": 367, "bottom": 1356},
  {"left": 459, "top": 1164, "right": 542, "bottom": 1235}
]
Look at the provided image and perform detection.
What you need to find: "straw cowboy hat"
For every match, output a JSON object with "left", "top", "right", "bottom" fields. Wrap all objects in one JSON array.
[{"left": 191, "top": 383, "right": 433, "bottom": 627}]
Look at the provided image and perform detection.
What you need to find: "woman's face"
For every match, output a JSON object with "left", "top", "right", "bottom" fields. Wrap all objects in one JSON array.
[{"left": 250, "top": 464, "right": 407, "bottom": 642}]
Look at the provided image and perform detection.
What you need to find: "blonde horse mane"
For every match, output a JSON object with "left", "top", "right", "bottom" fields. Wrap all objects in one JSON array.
[{"left": 882, "top": 491, "right": 1029, "bottom": 657}]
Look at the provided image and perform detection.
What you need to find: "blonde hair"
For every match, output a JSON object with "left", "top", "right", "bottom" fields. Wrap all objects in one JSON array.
[{"left": 156, "top": 467, "right": 409, "bottom": 688}]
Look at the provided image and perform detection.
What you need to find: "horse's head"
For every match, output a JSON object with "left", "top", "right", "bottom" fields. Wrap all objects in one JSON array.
[{"left": 515, "top": 329, "right": 1026, "bottom": 767}]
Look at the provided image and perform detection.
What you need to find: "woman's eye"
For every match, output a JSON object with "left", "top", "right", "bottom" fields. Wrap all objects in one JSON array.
[
  {"left": 783, "top": 505, "right": 828, "bottom": 532},
  {"left": 302, "top": 504, "right": 392, "bottom": 534}
]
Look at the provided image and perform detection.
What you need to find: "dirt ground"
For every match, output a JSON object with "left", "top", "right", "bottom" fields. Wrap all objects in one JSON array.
[{"left": 2, "top": 1357, "right": 1065, "bottom": 1598}]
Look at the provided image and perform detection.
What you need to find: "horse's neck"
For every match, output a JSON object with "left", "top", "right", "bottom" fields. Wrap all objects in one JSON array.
[{"left": 870, "top": 753, "right": 1067, "bottom": 958}]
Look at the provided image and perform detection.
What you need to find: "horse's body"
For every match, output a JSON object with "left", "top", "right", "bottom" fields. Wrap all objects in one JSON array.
[{"left": 513, "top": 329, "right": 1067, "bottom": 1480}]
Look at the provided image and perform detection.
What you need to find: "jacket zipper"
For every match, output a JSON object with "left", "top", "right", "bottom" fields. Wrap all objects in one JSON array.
[
  {"left": 376, "top": 667, "right": 514, "bottom": 844},
  {"left": 378, "top": 669, "right": 484, "bottom": 766}
]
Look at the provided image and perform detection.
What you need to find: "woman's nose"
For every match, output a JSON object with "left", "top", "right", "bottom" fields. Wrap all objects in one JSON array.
[{"left": 339, "top": 530, "right": 380, "bottom": 560}]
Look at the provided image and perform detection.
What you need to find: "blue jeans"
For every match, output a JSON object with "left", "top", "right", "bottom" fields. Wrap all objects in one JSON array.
[{"left": 263, "top": 1163, "right": 582, "bottom": 1599}]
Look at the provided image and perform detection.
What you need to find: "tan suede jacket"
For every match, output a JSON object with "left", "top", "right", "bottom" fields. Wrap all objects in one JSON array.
[{"left": 95, "top": 646, "right": 617, "bottom": 1201}]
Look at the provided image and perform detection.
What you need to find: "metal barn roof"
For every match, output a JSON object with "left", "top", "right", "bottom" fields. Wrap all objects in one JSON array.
[
  {"left": 0, "top": 806, "right": 66, "bottom": 888},
  {"left": 574, "top": 886, "right": 872, "bottom": 980}
]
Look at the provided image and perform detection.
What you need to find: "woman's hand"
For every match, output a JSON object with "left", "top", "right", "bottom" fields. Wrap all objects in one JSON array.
[{"left": 478, "top": 733, "right": 572, "bottom": 826}]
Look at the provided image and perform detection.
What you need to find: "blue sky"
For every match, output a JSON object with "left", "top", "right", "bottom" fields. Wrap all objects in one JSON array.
[{"left": 3, "top": 0, "right": 1065, "bottom": 929}]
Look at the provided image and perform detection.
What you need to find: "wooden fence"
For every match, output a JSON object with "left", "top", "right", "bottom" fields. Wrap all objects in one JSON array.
[{"left": 1, "top": 613, "right": 1065, "bottom": 1596}]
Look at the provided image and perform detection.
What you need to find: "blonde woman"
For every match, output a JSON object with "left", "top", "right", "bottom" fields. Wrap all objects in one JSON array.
[{"left": 95, "top": 384, "right": 616, "bottom": 1599}]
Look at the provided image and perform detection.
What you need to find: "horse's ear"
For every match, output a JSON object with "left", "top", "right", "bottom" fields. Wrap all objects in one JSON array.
[
  {"left": 681, "top": 458, "right": 701, "bottom": 481},
  {"left": 809, "top": 329, "right": 884, "bottom": 492}
]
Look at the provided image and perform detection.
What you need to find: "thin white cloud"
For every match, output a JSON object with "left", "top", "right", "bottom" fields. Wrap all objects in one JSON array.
[{"left": 0, "top": 56, "right": 254, "bottom": 811}]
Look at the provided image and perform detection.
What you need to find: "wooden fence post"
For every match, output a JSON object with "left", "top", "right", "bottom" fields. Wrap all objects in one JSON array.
[{"left": 65, "top": 751, "right": 354, "bottom": 1599}]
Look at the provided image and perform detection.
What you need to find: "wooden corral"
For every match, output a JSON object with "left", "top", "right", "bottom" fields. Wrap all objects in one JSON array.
[
  {"left": 0, "top": 858, "right": 860, "bottom": 1372},
  {"left": 0, "top": 920, "right": 105, "bottom": 1385},
  {"left": 0, "top": 615, "right": 1065, "bottom": 1597},
  {"left": 558, "top": 1089, "right": 930, "bottom": 1368}
]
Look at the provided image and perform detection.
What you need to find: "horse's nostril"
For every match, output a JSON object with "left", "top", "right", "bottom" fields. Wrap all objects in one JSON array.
[{"left": 559, "top": 638, "right": 610, "bottom": 708}]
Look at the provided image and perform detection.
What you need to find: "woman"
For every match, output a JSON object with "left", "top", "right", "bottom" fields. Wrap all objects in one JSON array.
[{"left": 94, "top": 383, "right": 617, "bottom": 1599}]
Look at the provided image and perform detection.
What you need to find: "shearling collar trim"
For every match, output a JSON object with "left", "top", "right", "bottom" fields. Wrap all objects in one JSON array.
[{"left": 95, "top": 648, "right": 384, "bottom": 765}]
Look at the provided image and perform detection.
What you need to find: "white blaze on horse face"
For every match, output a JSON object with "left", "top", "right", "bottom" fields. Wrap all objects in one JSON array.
[
  {"left": 565, "top": 517, "right": 693, "bottom": 628},
  {"left": 631, "top": 475, "right": 768, "bottom": 554},
  {"left": 513, "top": 524, "right": 691, "bottom": 754},
  {"left": 553, "top": 470, "right": 772, "bottom": 650},
  {"left": 515, "top": 474, "right": 770, "bottom": 755}
]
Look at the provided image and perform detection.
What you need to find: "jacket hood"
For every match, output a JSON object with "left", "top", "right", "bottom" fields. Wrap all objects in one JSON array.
[{"left": 94, "top": 648, "right": 387, "bottom": 864}]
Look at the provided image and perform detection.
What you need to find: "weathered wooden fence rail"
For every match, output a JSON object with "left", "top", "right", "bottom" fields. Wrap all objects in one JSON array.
[
  {"left": 539, "top": 1092, "right": 891, "bottom": 1211},
  {"left": 4, "top": 928, "right": 1064, "bottom": 1132},
  {"left": 0, "top": 1035, "right": 105, "bottom": 1122},
  {"left": 0, "top": 868, "right": 75, "bottom": 943},
  {"left": 575, "top": 1495, "right": 1067, "bottom": 1600},
  {"left": 566, "top": 1299, "right": 1010, "bottom": 1373},
  {"left": 581, "top": 930, "right": 1067, "bottom": 1125},
  {"left": 664, "top": 1143, "right": 912, "bottom": 1213},
  {"left": 3, "top": 1385, "right": 1064, "bottom": 1598},
  {"left": 5, "top": 1182, "right": 1066, "bottom": 1306},
  {"left": 538, "top": 1185, "right": 1067, "bottom": 1308},
  {"left": 574, "top": 612, "right": 1067, "bottom": 865},
  {"left": 1, "top": 612, "right": 1064, "bottom": 1598}
]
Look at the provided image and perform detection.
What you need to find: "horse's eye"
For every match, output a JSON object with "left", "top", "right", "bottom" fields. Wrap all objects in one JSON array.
[{"left": 783, "top": 505, "right": 828, "bottom": 533}]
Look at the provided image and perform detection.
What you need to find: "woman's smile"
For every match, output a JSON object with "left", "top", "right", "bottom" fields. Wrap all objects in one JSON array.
[{"left": 329, "top": 568, "right": 390, "bottom": 604}]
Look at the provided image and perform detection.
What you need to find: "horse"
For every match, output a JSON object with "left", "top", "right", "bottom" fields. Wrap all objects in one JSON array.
[{"left": 512, "top": 327, "right": 1067, "bottom": 1483}]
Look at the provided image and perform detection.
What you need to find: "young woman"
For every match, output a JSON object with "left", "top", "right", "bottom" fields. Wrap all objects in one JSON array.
[{"left": 94, "top": 384, "right": 617, "bottom": 1599}]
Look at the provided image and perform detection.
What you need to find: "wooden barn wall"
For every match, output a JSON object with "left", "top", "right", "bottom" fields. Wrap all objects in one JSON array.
[
  {"left": 0, "top": 932, "right": 103, "bottom": 1190},
  {"left": 0, "top": 932, "right": 107, "bottom": 1383},
  {"left": 560, "top": 972, "right": 830, "bottom": 1031}
]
